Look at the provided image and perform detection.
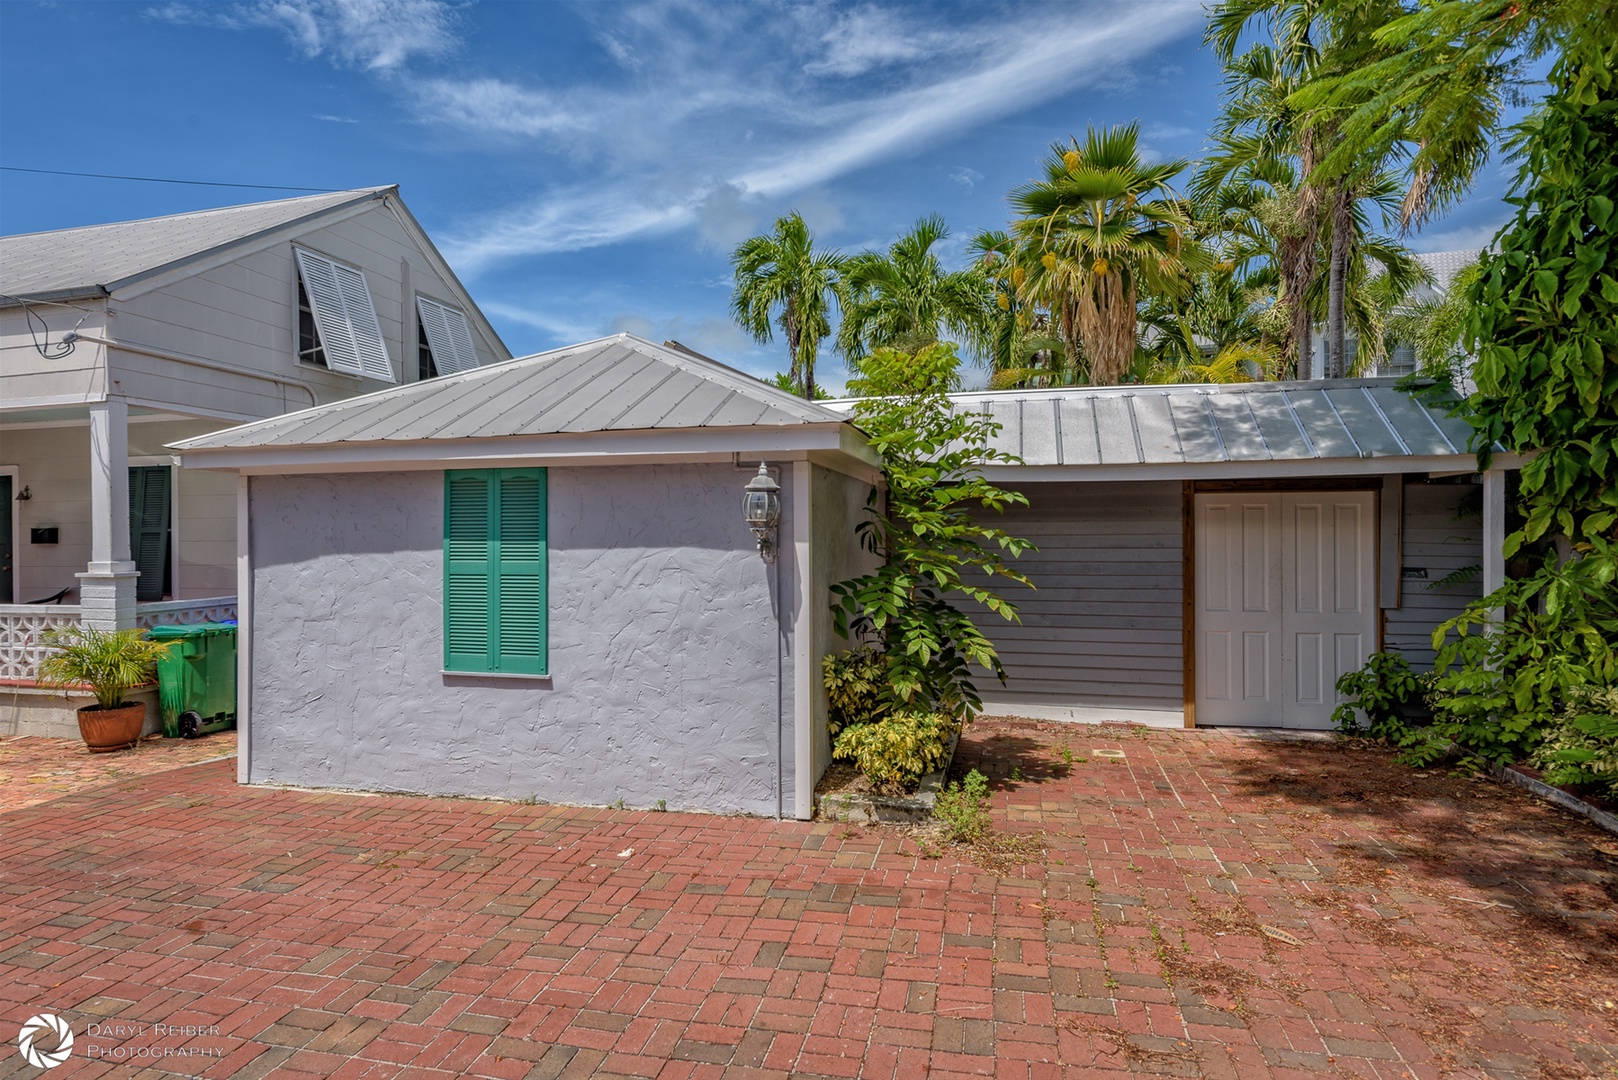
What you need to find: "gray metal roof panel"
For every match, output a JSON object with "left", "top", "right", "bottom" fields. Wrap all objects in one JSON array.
[
  {"left": 172, "top": 334, "right": 848, "bottom": 451},
  {"left": 1246, "top": 392, "right": 1313, "bottom": 460},
  {"left": 1364, "top": 385, "right": 1457, "bottom": 456},
  {"left": 1284, "top": 390, "right": 1361, "bottom": 458},
  {"left": 1020, "top": 398, "right": 1059, "bottom": 466},
  {"left": 657, "top": 380, "right": 738, "bottom": 427},
  {"left": 1057, "top": 397, "right": 1102, "bottom": 465},
  {"left": 1206, "top": 395, "right": 1271, "bottom": 461},
  {"left": 1, "top": 188, "right": 387, "bottom": 300},
  {"left": 1168, "top": 395, "right": 1226, "bottom": 463},
  {"left": 1129, "top": 392, "right": 1183, "bottom": 463},
  {"left": 1092, "top": 395, "right": 1139, "bottom": 465},
  {"left": 1323, "top": 387, "right": 1405, "bottom": 457}
]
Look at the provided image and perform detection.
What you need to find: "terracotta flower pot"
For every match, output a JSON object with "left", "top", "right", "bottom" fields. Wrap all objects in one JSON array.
[{"left": 77, "top": 703, "right": 146, "bottom": 753}]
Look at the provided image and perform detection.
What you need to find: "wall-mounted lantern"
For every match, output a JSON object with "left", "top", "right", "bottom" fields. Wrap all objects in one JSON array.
[{"left": 742, "top": 462, "right": 780, "bottom": 563}]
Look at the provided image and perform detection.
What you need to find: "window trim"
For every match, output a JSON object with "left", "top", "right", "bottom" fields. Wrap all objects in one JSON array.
[{"left": 443, "top": 468, "right": 549, "bottom": 675}]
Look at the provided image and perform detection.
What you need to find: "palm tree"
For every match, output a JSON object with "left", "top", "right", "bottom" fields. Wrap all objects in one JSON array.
[
  {"left": 966, "top": 229, "right": 1072, "bottom": 389},
  {"left": 1009, "top": 123, "right": 1202, "bottom": 386},
  {"left": 835, "top": 215, "right": 988, "bottom": 365},
  {"left": 730, "top": 212, "right": 846, "bottom": 400},
  {"left": 1194, "top": 38, "right": 1320, "bottom": 377}
]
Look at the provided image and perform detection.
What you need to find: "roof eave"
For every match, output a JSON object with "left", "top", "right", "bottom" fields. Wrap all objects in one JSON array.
[
  {"left": 0, "top": 286, "right": 109, "bottom": 308},
  {"left": 172, "top": 421, "right": 865, "bottom": 474}
]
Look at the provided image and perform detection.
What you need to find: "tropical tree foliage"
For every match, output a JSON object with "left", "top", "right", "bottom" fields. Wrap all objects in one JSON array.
[
  {"left": 830, "top": 344, "right": 1033, "bottom": 718},
  {"left": 730, "top": 212, "right": 846, "bottom": 400},
  {"left": 1009, "top": 123, "right": 1202, "bottom": 385},
  {"left": 837, "top": 214, "right": 988, "bottom": 365}
]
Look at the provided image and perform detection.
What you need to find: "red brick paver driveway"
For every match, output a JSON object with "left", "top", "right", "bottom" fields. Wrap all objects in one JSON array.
[
  {"left": 1, "top": 719, "right": 1615, "bottom": 1079},
  {"left": 0, "top": 733, "right": 238, "bottom": 814}
]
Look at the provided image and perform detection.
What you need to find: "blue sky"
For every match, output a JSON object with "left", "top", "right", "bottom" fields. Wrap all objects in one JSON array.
[{"left": 0, "top": 0, "right": 1519, "bottom": 391}]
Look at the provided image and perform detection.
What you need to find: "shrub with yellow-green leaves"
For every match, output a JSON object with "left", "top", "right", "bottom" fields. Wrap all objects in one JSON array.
[
  {"left": 824, "top": 647, "right": 889, "bottom": 737},
  {"left": 831, "top": 710, "right": 957, "bottom": 788}
]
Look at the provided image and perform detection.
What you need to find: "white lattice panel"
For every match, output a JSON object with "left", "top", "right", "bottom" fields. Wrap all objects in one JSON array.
[{"left": 0, "top": 607, "right": 83, "bottom": 682}]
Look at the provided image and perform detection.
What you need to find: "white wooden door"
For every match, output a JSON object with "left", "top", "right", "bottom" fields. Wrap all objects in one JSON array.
[{"left": 1195, "top": 491, "right": 1376, "bottom": 728}]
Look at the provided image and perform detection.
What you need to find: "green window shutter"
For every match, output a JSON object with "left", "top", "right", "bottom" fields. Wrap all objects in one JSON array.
[
  {"left": 444, "top": 469, "right": 547, "bottom": 674},
  {"left": 128, "top": 466, "right": 172, "bottom": 603}
]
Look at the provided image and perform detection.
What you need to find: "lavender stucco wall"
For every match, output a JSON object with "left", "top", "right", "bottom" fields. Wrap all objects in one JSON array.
[{"left": 247, "top": 463, "right": 793, "bottom": 815}]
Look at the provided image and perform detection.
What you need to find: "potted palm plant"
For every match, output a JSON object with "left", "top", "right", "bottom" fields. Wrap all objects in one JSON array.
[{"left": 36, "top": 626, "right": 172, "bottom": 753}]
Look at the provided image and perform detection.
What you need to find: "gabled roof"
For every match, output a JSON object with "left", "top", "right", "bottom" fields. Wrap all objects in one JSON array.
[
  {"left": 1414, "top": 249, "right": 1481, "bottom": 295},
  {"left": 0, "top": 187, "right": 392, "bottom": 304},
  {"left": 172, "top": 334, "right": 851, "bottom": 452},
  {"left": 827, "top": 378, "right": 1493, "bottom": 472}
]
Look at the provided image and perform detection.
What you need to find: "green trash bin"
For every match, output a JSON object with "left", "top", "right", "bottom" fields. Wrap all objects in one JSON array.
[{"left": 148, "top": 622, "right": 237, "bottom": 739}]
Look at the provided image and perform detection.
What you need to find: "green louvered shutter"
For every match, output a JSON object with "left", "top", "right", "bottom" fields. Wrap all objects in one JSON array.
[
  {"left": 444, "top": 469, "right": 547, "bottom": 674},
  {"left": 128, "top": 466, "right": 172, "bottom": 603}
]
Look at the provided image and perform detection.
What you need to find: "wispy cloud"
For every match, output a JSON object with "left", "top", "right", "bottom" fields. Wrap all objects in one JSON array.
[
  {"left": 803, "top": 6, "right": 974, "bottom": 77},
  {"left": 147, "top": 0, "right": 458, "bottom": 71},
  {"left": 314, "top": 113, "right": 359, "bottom": 123},
  {"left": 949, "top": 167, "right": 985, "bottom": 192},
  {"left": 433, "top": 2, "right": 1204, "bottom": 270}
]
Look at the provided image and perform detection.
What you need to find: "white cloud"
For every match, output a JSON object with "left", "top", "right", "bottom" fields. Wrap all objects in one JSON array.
[
  {"left": 147, "top": 0, "right": 458, "bottom": 71},
  {"left": 1412, "top": 218, "right": 1509, "bottom": 254},
  {"left": 804, "top": 6, "right": 971, "bottom": 77},
  {"left": 950, "top": 167, "right": 984, "bottom": 191},
  {"left": 314, "top": 113, "right": 359, "bottom": 123},
  {"left": 412, "top": 78, "right": 586, "bottom": 138},
  {"left": 437, "top": 3, "right": 1202, "bottom": 270}
]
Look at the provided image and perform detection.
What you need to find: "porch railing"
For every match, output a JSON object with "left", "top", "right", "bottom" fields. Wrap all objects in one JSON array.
[
  {"left": 0, "top": 597, "right": 237, "bottom": 682},
  {"left": 0, "top": 605, "right": 84, "bottom": 682},
  {"left": 134, "top": 597, "right": 238, "bottom": 629}
]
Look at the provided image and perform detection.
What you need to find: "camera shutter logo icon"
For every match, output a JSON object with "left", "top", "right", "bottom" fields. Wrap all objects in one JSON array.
[{"left": 18, "top": 1014, "right": 73, "bottom": 1069}]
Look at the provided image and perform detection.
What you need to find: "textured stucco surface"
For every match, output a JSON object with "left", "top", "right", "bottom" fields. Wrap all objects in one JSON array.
[
  {"left": 247, "top": 464, "right": 791, "bottom": 815},
  {"left": 810, "top": 466, "right": 883, "bottom": 784}
]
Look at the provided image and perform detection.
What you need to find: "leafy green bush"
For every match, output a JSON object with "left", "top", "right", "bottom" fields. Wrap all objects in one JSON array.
[
  {"left": 830, "top": 343, "right": 1032, "bottom": 720},
  {"left": 1407, "top": 553, "right": 1618, "bottom": 769},
  {"left": 1532, "top": 685, "right": 1618, "bottom": 800},
  {"left": 823, "top": 647, "right": 889, "bottom": 737},
  {"left": 831, "top": 711, "right": 956, "bottom": 788},
  {"left": 1332, "top": 651, "right": 1429, "bottom": 741},
  {"left": 934, "top": 769, "right": 991, "bottom": 842},
  {"left": 36, "top": 626, "right": 172, "bottom": 710}
]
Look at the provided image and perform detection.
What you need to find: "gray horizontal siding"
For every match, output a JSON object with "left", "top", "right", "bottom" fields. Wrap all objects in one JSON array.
[
  {"left": 965, "top": 480, "right": 1183, "bottom": 710},
  {"left": 1385, "top": 480, "right": 1483, "bottom": 669}
]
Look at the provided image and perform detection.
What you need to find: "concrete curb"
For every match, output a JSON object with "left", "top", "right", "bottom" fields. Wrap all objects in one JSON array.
[
  {"left": 1494, "top": 763, "right": 1618, "bottom": 837},
  {"left": 815, "top": 734, "right": 959, "bottom": 824}
]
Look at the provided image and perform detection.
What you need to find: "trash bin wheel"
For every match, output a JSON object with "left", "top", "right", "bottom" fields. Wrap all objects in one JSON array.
[{"left": 179, "top": 711, "right": 203, "bottom": 739}]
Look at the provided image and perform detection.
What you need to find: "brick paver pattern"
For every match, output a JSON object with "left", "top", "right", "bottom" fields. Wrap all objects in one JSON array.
[
  {"left": 1, "top": 719, "right": 1615, "bottom": 1078},
  {"left": 0, "top": 734, "right": 238, "bottom": 814}
]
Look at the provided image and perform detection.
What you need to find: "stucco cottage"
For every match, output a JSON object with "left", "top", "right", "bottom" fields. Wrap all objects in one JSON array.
[{"left": 172, "top": 335, "right": 880, "bottom": 818}]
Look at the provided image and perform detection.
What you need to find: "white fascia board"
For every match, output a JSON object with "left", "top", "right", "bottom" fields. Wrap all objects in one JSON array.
[
  {"left": 978, "top": 453, "right": 1527, "bottom": 484},
  {"left": 0, "top": 392, "right": 109, "bottom": 412},
  {"left": 173, "top": 423, "right": 856, "bottom": 473}
]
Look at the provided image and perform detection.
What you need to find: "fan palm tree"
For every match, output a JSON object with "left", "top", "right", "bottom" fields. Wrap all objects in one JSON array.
[
  {"left": 730, "top": 212, "right": 846, "bottom": 400},
  {"left": 835, "top": 214, "right": 988, "bottom": 365},
  {"left": 1009, "top": 123, "right": 1202, "bottom": 386}
]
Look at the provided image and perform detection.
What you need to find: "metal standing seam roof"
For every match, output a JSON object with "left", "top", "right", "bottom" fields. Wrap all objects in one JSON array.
[
  {"left": 0, "top": 188, "right": 390, "bottom": 302},
  {"left": 826, "top": 379, "right": 1481, "bottom": 467},
  {"left": 170, "top": 334, "right": 851, "bottom": 452}
]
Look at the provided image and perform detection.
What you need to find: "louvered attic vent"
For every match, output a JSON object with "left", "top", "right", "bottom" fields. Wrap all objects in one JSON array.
[
  {"left": 416, "top": 296, "right": 480, "bottom": 377},
  {"left": 293, "top": 247, "right": 395, "bottom": 382}
]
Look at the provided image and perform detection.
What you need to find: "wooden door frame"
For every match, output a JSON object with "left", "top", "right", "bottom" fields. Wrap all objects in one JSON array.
[{"left": 1182, "top": 479, "right": 1382, "bottom": 729}]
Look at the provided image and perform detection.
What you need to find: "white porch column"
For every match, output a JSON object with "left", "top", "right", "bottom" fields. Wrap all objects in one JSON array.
[
  {"left": 1482, "top": 466, "right": 1507, "bottom": 603},
  {"left": 77, "top": 399, "right": 138, "bottom": 630}
]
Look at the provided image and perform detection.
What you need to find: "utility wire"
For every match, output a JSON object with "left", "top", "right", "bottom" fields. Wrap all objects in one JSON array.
[{"left": 0, "top": 166, "right": 341, "bottom": 193}]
